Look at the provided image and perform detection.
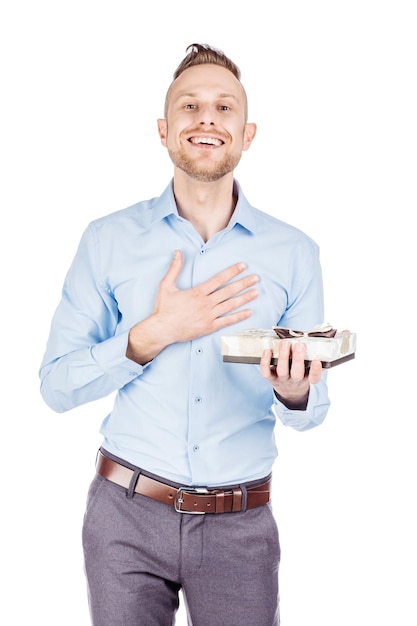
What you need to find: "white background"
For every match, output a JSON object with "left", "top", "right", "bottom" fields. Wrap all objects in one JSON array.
[{"left": 1, "top": 1, "right": 416, "bottom": 624}]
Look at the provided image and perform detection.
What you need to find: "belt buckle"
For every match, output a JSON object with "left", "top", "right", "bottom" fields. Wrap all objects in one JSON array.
[{"left": 174, "top": 486, "right": 209, "bottom": 514}]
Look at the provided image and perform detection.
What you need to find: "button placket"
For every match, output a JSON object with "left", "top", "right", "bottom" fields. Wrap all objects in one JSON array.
[{"left": 187, "top": 245, "right": 212, "bottom": 479}]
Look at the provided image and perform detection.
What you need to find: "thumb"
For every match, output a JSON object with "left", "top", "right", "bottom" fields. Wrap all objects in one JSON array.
[{"left": 160, "top": 249, "right": 183, "bottom": 289}]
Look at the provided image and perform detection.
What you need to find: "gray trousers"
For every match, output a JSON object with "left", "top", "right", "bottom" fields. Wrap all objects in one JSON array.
[{"left": 82, "top": 470, "right": 280, "bottom": 626}]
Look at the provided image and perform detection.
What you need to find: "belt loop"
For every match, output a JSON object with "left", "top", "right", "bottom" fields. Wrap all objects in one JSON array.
[
  {"left": 239, "top": 484, "right": 248, "bottom": 512},
  {"left": 127, "top": 469, "right": 141, "bottom": 499},
  {"left": 232, "top": 488, "right": 243, "bottom": 512},
  {"left": 215, "top": 491, "right": 225, "bottom": 514}
]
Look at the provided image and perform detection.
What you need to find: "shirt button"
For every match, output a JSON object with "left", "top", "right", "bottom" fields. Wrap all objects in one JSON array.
[
  {"left": 194, "top": 396, "right": 202, "bottom": 404},
  {"left": 200, "top": 248, "right": 206, "bottom": 255},
  {"left": 196, "top": 347, "right": 203, "bottom": 355},
  {"left": 193, "top": 444, "right": 200, "bottom": 452}
]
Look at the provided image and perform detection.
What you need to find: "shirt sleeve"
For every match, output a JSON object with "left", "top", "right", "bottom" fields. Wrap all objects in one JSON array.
[
  {"left": 270, "top": 235, "right": 331, "bottom": 429},
  {"left": 39, "top": 223, "right": 144, "bottom": 413},
  {"left": 272, "top": 372, "right": 330, "bottom": 431}
]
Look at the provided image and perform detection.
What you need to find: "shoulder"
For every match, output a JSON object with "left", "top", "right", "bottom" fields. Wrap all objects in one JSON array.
[
  {"left": 236, "top": 181, "right": 319, "bottom": 251},
  {"left": 87, "top": 197, "right": 158, "bottom": 233},
  {"left": 246, "top": 205, "right": 319, "bottom": 255},
  {"left": 85, "top": 182, "right": 175, "bottom": 238}
]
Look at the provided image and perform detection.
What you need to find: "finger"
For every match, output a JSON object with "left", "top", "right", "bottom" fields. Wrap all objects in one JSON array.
[
  {"left": 201, "top": 262, "right": 250, "bottom": 295},
  {"left": 276, "top": 340, "right": 291, "bottom": 378},
  {"left": 308, "top": 359, "right": 323, "bottom": 384},
  {"left": 260, "top": 349, "right": 275, "bottom": 380},
  {"left": 160, "top": 249, "right": 182, "bottom": 289},
  {"left": 289, "top": 342, "right": 307, "bottom": 381},
  {"left": 211, "top": 307, "right": 253, "bottom": 331},
  {"left": 210, "top": 273, "right": 259, "bottom": 305},
  {"left": 214, "top": 287, "right": 259, "bottom": 317}
]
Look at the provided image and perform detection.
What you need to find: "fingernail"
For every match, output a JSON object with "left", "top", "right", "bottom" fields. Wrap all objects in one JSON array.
[
  {"left": 237, "top": 262, "right": 246, "bottom": 270},
  {"left": 295, "top": 342, "right": 304, "bottom": 351}
]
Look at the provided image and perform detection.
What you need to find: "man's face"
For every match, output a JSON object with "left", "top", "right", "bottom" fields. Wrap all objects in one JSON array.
[{"left": 158, "top": 64, "right": 256, "bottom": 183}]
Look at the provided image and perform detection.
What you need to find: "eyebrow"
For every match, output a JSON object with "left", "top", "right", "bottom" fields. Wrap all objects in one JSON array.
[{"left": 175, "top": 91, "right": 239, "bottom": 102}]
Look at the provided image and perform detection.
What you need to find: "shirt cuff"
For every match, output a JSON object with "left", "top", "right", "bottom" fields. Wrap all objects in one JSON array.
[
  {"left": 273, "top": 382, "right": 329, "bottom": 431},
  {"left": 91, "top": 331, "right": 145, "bottom": 386}
]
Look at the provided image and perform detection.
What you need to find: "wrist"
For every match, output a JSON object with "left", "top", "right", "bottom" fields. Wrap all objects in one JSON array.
[
  {"left": 274, "top": 388, "right": 309, "bottom": 411},
  {"left": 126, "top": 315, "right": 171, "bottom": 365}
]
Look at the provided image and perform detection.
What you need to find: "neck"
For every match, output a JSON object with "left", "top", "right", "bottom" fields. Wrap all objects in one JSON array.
[{"left": 172, "top": 170, "right": 236, "bottom": 242}]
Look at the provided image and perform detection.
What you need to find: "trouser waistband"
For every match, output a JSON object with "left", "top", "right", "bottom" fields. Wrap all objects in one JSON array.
[{"left": 96, "top": 449, "right": 271, "bottom": 514}]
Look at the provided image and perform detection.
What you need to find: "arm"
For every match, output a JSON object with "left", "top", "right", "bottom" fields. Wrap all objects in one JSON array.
[
  {"left": 40, "top": 238, "right": 259, "bottom": 412},
  {"left": 39, "top": 224, "right": 138, "bottom": 412},
  {"left": 260, "top": 238, "right": 330, "bottom": 429}
]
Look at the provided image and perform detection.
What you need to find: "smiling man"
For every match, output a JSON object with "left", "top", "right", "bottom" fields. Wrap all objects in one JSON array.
[
  {"left": 40, "top": 44, "right": 330, "bottom": 626},
  {"left": 160, "top": 63, "right": 253, "bottom": 185}
]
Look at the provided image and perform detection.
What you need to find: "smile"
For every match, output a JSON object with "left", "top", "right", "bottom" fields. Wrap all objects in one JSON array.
[{"left": 188, "top": 136, "right": 224, "bottom": 146}]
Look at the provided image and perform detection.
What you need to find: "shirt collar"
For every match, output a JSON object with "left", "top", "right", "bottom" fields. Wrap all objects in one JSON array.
[
  {"left": 228, "top": 180, "right": 258, "bottom": 234},
  {"left": 150, "top": 179, "right": 258, "bottom": 235},
  {"left": 149, "top": 180, "right": 179, "bottom": 223}
]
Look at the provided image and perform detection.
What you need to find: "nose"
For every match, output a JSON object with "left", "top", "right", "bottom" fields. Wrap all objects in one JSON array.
[{"left": 197, "top": 104, "right": 216, "bottom": 126}]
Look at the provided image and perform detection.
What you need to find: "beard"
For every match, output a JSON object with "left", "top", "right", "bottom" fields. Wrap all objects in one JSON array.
[{"left": 167, "top": 145, "right": 242, "bottom": 183}]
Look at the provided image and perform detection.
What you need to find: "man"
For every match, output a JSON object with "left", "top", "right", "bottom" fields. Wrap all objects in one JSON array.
[{"left": 40, "top": 43, "right": 330, "bottom": 626}]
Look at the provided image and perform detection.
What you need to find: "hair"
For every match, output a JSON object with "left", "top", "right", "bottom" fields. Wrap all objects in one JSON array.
[
  {"left": 164, "top": 43, "right": 246, "bottom": 118},
  {"left": 172, "top": 43, "right": 241, "bottom": 81}
]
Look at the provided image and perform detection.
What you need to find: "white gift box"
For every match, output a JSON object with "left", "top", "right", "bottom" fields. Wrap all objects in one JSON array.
[{"left": 221, "top": 325, "right": 356, "bottom": 368}]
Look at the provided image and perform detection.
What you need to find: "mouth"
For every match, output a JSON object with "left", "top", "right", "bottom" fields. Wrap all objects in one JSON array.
[{"left": 188, "top": 136, "right": 224, "bottom": 147}]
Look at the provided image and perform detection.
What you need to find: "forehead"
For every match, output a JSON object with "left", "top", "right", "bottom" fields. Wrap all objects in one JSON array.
[{"left": 167, "top": 64, "right": 246, "bottom": 108}]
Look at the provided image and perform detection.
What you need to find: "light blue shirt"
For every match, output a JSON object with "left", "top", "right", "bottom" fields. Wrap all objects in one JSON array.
[{"left": 40, "top": 180, "right": 330, "bottom": 486}]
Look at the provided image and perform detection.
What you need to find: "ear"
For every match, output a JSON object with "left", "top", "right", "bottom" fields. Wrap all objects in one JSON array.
[
  {"left": 157, "top": 119, "right": 167, "bottom": 146},
  {"left": 243, "top": 122, "right": 257, "bottom": 151}
]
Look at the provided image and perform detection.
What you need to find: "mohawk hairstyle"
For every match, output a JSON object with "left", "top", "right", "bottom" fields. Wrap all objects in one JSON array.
[{"left": 172, "top": 43, "right": 241, "bottom": 81}]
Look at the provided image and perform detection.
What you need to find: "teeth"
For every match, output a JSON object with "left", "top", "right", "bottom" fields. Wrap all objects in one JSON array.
[{"left": 190, "top": 137, "right": 222, "bottom": 146}]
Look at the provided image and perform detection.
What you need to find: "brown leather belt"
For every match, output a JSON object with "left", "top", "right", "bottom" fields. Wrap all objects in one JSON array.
[{"left": 96, "top": 451, "right": 271, "bottom": 514}]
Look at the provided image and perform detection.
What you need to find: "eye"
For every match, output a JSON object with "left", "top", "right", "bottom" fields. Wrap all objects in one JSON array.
[
  {"left": 219, "top": 105, "right": 230, "bottom": 111},
  {"left": 184, "top": 104, "right": 197, "bottom": 110}
]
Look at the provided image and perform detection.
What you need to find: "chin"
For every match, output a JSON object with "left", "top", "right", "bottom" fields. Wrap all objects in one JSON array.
[{"left": 170, "top": 150, "right": 241, "bottom": 182}]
